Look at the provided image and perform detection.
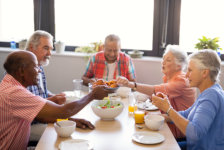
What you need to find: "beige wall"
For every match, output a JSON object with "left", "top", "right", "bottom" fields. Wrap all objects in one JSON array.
[{"left": 1, "top": 48, "right": 224, "bottom": 94}]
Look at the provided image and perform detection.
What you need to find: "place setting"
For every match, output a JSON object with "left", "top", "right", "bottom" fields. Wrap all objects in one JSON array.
[{"left": 132, "top": 104, "right": 165, "bottom": 145}]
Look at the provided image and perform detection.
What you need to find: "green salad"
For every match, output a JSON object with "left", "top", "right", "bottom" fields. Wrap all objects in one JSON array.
[{"left": 97, "top": 100, "right": 121, "bottom": 109}]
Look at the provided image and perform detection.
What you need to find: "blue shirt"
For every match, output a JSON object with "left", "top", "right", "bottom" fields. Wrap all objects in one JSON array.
[
  {"left": 27, "top": 66, "right": 51, "bottom": 124},
  {"left": 27, "top": 66, "right": 51, "bottom": 98},
  {"left": 179, "top": 84, "right": 224, "bottom": 150}
]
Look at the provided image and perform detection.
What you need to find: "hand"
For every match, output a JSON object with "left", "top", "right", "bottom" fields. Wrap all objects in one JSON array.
[
  {"left": 151, "top": 93, "right": 171, "bottom": 113},
  {"left": 116, "top": 76, "right": 129, "bottom": 87},
  {"left": 90, "top": 85, "right": 110, "bottom": 100},
  {"left": 89, "top": 78, "right": 96, "bottom": 84},
  {"left": 69, "top": 118, "right": 95, "bottom": 130},
  {"left": 47, "top": 93, "right": 66, "bottom": 105}
]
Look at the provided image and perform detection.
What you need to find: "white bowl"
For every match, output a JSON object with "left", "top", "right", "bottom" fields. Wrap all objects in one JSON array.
[
  {"left": 145, "top": 114, "right": 164, "bottom": 131},
  {"left": 91, "top": 100, "right": 124, "bottom": 120},
  {"left": 116, "top": 87, "right": 131, "bottom": 98},
  {"left": 128, "top": 51, "right": 144, "bottom": 58},
  {"left": 54, "top": 120, "right": 76, "bottom": 137},
  {"left": 133, "top": 91, "right": 149, "bottom": 102}
]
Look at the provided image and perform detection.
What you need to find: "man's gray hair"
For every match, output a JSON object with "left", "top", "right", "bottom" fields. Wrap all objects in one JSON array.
[
  {"left": 104, "top": 34, "right": 121, "bottom": 46},
  {"left": 188, "top": 49, "right": 221, "bottom": 83},
  {"left": 25, "top": 30, "right": 53, "bottom": 50},
  {"left": 163, "top": 45, "right": 188, "bottom": 70}
]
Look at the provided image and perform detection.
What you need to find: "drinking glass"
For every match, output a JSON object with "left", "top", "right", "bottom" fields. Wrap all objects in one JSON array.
[
  {"left": 128, "top": 93, "right": 137, "bottom": 114},
  {"left": 73, "top": 79, "right": 83, "bottom": 98},
  {"left": 134, "top": 110, "right": 145, "bottom": 124}
]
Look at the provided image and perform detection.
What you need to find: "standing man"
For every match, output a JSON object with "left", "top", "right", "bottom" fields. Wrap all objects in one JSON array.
[
  {"left": 25, "top": 30, "right": 95, "bottom": 144},
  {"left": 82, "top": 34, "right": 136, "bottom": 85}
]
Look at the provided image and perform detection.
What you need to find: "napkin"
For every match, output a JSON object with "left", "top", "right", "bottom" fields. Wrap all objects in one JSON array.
[{"left": 59, "top": 139, "right": 90, "bottom": 150}]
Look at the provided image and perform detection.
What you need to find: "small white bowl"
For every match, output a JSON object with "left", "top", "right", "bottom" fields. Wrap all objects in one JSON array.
[
  {"left": 54, "top": 120, "right": 76, "bottom": 137},
  {"left": 116, "top": 87, "right": 131, "bottom": 98},
  {"left": 91, "top": 100, "right": 124, "bottom": 120},
  {"left": 145, "top": 114, "right": 164, "bottom": 131},
  {"left": 133, "top": 91, "right": 149, "bottom": 102}
]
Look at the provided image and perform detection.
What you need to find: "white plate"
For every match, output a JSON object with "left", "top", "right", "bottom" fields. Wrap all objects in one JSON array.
[
  {"left": 59, "top": 139, "right": 93, "bottom": 150},
  {"left": 132, "top": 132, "right": 165, "bottom": 144},
  {"left": 137, "top": 100, "right": 158, "bottom": 111}
]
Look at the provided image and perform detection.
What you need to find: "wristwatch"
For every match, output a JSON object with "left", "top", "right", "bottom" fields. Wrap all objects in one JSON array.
[{"left": 132, "top": 82, "right": 137, "bottom": 91}]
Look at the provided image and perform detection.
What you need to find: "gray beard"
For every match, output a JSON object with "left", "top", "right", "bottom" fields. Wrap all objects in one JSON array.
[{"left": 40, "top": 59, "right": 50, "bottom": 66}]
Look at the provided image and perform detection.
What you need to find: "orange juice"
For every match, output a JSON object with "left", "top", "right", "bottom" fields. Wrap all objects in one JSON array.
[
  {"left": 57, "top": 118, "right": 68, "bottom": 122},
  {"left": 128, "top": 105, "right": 138, "bottom": 113},
  {"left": 134, "top": 110, "right": 145, "bottom": 124}
]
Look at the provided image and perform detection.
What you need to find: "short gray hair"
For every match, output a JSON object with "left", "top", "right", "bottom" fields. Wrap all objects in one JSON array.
[
  {"left": 163, "top": 45, "right": 188, "bottom": 70},
  {"left": 104, "top": 34, "right": 121, "bottom": 46},
  {"left": 25, "top": 30, "right": 53, "bottom": 50},
  {"left": 188, "top": 49, "right": 221, "bottom": 83}
]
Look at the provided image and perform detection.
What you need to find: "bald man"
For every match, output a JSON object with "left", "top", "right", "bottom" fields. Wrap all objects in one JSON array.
[{"left": 0, "top": 51, "right": 109, "bottom": 150}]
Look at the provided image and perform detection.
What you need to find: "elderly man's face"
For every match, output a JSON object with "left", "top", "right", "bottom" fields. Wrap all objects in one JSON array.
[
  {"left": 104, "top": 41, "right": 120, "bottom": 63},
  {"left": 30, "top": 37, "right": 53, "bottom": 66},
  {"left": 162, "top": 51, "right": 181, "bottom": 77},
  {"left": 23, "top": 55, "right": 41, "bottom": 86}
]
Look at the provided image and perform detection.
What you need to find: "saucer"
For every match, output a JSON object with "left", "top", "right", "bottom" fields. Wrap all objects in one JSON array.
[{"left": 132, "top": 132, "right": 165, "bottom": 144}]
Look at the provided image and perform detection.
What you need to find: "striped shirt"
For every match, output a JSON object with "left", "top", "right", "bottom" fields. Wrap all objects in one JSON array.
[
  {"left": 0, "top": 74, "right": 47, "bottom": 150},
  {"left": 83, "top": 51, "right": 136, "bottom": 81}
]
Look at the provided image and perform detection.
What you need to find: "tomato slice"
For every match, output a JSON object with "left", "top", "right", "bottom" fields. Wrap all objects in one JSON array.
[
  {"left": 111, "top": 106, "right": 114, "bottom": 108},
  {"left": 101, "top": 106, "right": 107, "bottom": 109}
]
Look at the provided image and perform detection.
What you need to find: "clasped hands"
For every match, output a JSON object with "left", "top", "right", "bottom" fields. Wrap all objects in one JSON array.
[{"left": 151, "top": 92, "right": 172, "bottom": 114}]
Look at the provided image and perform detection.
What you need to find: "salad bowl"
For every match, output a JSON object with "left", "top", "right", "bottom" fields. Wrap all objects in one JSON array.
[{"left": 91, "top": 100, "right": 124, "bottom": 120}]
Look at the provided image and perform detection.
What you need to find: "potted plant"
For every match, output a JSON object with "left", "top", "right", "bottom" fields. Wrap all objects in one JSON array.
[{"left": 195, "top": 36, "right": 222, "bottom": 51}]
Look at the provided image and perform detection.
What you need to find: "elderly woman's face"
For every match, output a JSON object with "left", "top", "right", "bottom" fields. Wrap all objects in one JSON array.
[
  {"left": 162, "top": 51, "right": 180, "bottom": 77},
  {"left": 186, "top": 60, "right": 203, "bottom": 88}
]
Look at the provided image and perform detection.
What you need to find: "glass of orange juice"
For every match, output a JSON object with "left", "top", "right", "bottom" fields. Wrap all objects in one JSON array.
[
  {"left": 128, "top": 93, "right": 137, "bottom": 114},
  {"left": 134, "top": 110, "right": 145, "bottom": 124}
]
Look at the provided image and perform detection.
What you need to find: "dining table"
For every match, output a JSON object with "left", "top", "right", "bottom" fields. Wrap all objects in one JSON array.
[{"left": 35, "top": 91, "right": 181, "bottom": 150}]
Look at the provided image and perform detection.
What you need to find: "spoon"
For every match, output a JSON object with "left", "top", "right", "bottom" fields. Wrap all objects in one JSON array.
[{"left": 136, "top": 124, "right": 144, "bottom": 129}]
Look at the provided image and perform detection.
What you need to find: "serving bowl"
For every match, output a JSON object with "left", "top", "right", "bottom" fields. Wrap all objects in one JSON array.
[
  {"left": 91, "top": 100, "right": 124, "bottom": 120},
  {"left": 145, "top": 114, "right": 164, "bottom": 131},
  {"left": 54, "top": 120, "right": 76, "bottom": 137}
]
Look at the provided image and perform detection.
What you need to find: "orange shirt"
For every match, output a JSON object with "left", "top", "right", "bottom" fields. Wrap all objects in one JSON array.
[{"left": 154, "top": 71, "right": 196, "bottom": 138}]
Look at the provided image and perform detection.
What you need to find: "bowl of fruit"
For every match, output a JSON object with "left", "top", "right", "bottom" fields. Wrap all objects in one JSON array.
[{"left": 91, "top": 100, "right": 124, "bottom": 120}]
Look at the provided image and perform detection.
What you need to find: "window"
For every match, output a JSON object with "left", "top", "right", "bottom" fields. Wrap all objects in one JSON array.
[
  {"left": 0, "top": 0, "right": 34, "bottom": 42},
  {"left": 179, "top": 0, "right": 224, "bottom": 52},
  {"left": 55, "top": 0, "right": 154, "bottom": 51}
]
